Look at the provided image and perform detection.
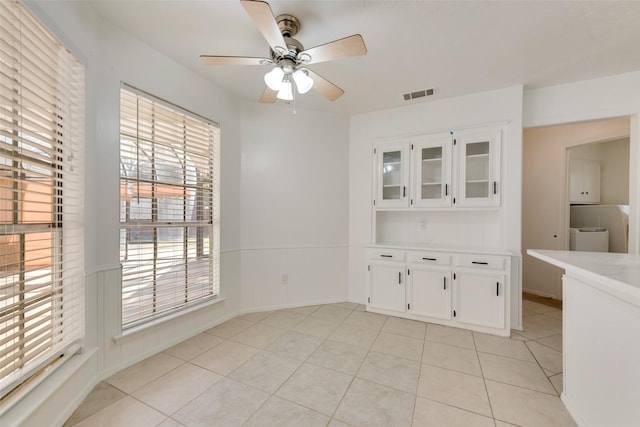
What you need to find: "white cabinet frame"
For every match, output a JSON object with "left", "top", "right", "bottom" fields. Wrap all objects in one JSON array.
[
  {"left": 366, "top": 247, "right": 511, "bottom": 336},
  {"left": 454, "top": 127, "right": 501, "bottom": 208},
  {"left": 372, "top": 126, "right": 502, "bottom": 210},
  {"left": 411, "top": 134, "right": 452, "bottom": 208},
  {"left": 373, "top": 140, "right": 411, "bottom": 209}
]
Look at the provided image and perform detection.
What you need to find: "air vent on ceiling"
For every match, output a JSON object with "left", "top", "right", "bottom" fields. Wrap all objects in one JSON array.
[{"left": 403, "top": 88, "right": 435, "bottom": 101}]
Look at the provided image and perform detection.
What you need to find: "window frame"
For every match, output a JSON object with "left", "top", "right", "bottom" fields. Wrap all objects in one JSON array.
[
  {"left": 0, "top": 0, "right": 85, "bottom": 399},
  {"left": 118, "top": 84, "right": 220, "bottom": 330}
]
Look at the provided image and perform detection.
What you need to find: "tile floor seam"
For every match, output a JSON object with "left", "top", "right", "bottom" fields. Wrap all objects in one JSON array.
[
  {"left": 477, "top": 349, "right": 540, "bottom": 365},
  {"left": 418, "top": 395, "right": 497, "bottom": 423},
  {"left": 423, "top": 337, "right": 475, "bottom": 350},
  {"left": 530, "top": 338, "right": 562, "bottom": 353},
  {"left": 241, "top": 308, "right": 357, "bottom": 423},
  {"left": 120, "top": 391, "right": 171, "bottom": 419},
  {"left": 521, "top": 340, "right": 560, "bottom": 396},
  {"left": 230, "top": 357, "right": 317, "bottom": 424},
  {"left": 161, "top": 361, "right": 227, "bottom": 417},
  {"left": 472, "top": 329, "right": 497, "bottom": 423},
  {"left": 483, "top": 376, "right": 560, "bottom": 397},
  {"left": 419, "top": 359, "right": 483, "bottom": 378},
  {"left": 414, "top": 353, "right": 425, "bottom": 426},
  {"left": 327, "top": 315, "right": 386, "bottom": 424}
]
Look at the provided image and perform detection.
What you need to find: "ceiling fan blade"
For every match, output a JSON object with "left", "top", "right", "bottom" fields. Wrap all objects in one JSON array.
[
  {"left": 300, "top": 34, "right": 367, "bottom": 65},
  {"left": 259, "top": 87, "right": 277, "bottom": 103},
  {"left": 241, "top": 0, "right": 287, "bottom": 53},
  {"left": 306, "top": 69, "right": 344, "bottom": 102},
  {"left": 200, "top": 55, "right": 271, "bottom": 66}
]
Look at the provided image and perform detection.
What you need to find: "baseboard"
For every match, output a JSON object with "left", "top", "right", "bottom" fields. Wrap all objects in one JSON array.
[
  {"left": 240, "top": 298, "right": 349, "bottom": 315},
  {"left": 523, "top": 287, "right": 560, "bottom": 300}
]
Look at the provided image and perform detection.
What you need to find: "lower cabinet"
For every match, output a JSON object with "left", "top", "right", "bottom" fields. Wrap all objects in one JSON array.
[
  {"left": 408, "top": 266, "right": 451, "bottom": 320},
  {"left": 369, "top": 263, "right": 406, "bottom": 312},
  {"left": 367, "top": 247, "right": 510, "bottom": 336},
  {"left": 455, "top": 270, "right": 505, "bottom": 329}
]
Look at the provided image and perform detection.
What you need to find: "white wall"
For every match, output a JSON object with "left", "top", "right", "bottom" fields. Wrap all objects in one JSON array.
[
  {"left": 348, "top": 86, "right": 524, "bottom": 304},
  {"left": 240, "top": 102, "right": 350, "bottom": 311},
  {"left": 522, "top": 118, "right": 629, "bottom": 298},
  {"left": 2, "top": 2, "right": 244, "bottom": 426}
]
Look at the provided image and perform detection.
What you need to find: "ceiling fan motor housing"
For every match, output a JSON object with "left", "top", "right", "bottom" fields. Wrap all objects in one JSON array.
[
  {"left": 270, "top": 14, "right": 307, "bottom": 65},
  {"left": 276, "top": 14, "right": 300, "bottom": 37}
]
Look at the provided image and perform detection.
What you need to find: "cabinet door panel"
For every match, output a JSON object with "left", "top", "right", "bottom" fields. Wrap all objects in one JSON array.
[
  {"left": 569, "top": 158, "right": 600, "bottom": 204},
  {"left": 412, "top": 135, "right": 452, "bottom": 208},
  {"left": 455, "top": 128, "right": 501, "bottom": 207},
  {"left": 582, "top": 160, "right": 601, "bottom": 203},
  {"left": 456, "top": 271, "right": 505, "bottom": 328},
  {"left": 409, "top": 267, "right": 451, "bottom": 319},
  {"left": 375, "top": 142, "right": 410, "bottom": 208},
  {"left": 370, "top": 264, "right": 405, "bottom": 312}
]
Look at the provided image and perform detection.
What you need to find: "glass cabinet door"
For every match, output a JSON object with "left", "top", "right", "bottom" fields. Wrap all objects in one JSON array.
[
  {"left": 464, "top": 141, "right": 490, "bottom": 198},
  {"left": 412, "top": 135, "right": 451, "bottom": 207},
  {"left": 456, "top": 128, "right": 501, "bottom": 207},
  {"left": 375, "top": 142, "right": 409, "bottom": 208},
  {"left": 382, "top": 150, "right": 402, "bottom": 201}
]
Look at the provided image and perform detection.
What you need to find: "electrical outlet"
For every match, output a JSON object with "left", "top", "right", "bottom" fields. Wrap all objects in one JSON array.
[
  {"left": 419, "top": 219, "right": 427, "bottom": 230},
  {"left": 281, "top": 274, "right": 288, "bottom": 286}
]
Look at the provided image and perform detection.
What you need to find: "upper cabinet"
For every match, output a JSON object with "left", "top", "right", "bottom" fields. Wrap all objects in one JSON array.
[
  {"left": 412, "top": 134, "right": 452, "bottom": 208},
  {"left": 569, "top": 158, "right": 600, "bottom": 204},
  {"left": 455, "top": 128, "right": 501, "bottom": 207},
  {"left": 375, "top": 141, "right": 411, "bottom": 208},
  {"left": 373, "top": 126, "right": 501, "bottom": 209}
]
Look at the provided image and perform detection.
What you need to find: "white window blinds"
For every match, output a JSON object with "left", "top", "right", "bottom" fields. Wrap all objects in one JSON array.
[
  {"left": 119, "top": 86, "right": 219, "bottom": 329},
  {"left": 0, "top": 1, "right": 85, "bottom": 398}
]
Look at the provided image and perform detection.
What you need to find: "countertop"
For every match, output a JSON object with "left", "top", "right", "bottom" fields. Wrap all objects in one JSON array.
[{"left": 528, "top": 249, "right": 640, "bottom": 307}]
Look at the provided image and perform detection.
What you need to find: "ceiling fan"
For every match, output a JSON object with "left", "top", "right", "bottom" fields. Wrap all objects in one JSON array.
[{"left": 200, "top": 0, "right": 367, "bottom": 103}]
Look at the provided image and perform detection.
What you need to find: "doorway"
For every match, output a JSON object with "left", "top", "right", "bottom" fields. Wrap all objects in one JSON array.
[
  {"left": 568, "top": 138, "right": 630, "bottom": 253},
  {"left": 522, "top": 117, "right": 630, "bottom": 300}
]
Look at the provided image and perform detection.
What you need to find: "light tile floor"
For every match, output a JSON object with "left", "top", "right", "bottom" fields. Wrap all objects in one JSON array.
[{"left": 65, "top": 300, "right": 575, "bottom": 427}]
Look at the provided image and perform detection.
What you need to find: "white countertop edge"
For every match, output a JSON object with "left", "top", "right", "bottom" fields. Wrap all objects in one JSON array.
[
  {"left": 370, "top": 244, "right": 518, "bottom": 257},
  {"left": 528, "top": 249, "right": 640, "bottom": 308}
]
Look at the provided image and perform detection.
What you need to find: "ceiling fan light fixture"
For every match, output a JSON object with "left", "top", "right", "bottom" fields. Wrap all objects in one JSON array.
[
  {"left": 293, "top": 69, "right": 313, "bottom": 94},
  {"left": 264, "top": 67, "right": 285, "bottom": 91},
  {"left": 276, "top": 76, "right": 294, "bottom": 101}
]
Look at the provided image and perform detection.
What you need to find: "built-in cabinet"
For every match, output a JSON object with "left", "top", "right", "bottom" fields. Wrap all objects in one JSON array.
[
  {"left": 368, "top": 124, "right": 516, "bottom": 336},
  {"left": 373, "top": 127, "right": 501, "bottom": 209},
  {"left": 367, "top": 247, "right": 510, "bottom": 335},
  {"left": 569, "top": 158, "right": 601, "bottom": 204}
]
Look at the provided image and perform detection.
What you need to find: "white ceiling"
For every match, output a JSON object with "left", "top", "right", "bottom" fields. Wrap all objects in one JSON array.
[{"left": 89, "top": 0, "right": 640, "bottom": 115}]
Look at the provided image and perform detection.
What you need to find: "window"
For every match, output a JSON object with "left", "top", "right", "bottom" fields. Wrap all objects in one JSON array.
[
  {"left": 0, "top": 1, "right": 84, "bottom": 398},
  {"left": 119, "top": 86, "right": 219, "bottom": 329}
]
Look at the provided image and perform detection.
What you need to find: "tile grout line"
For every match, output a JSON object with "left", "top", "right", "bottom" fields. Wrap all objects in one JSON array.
[
  {"left": 472, "top": 330, "right": 498, "bottom": 425},
  {"left": 242, "top": 304, "right": 361, "bottom": 425},
  {"left": 238, "top": 304, "right": 333, "bottom": 425},
  {"left": 325, "top": 309, "right": 387, "bottom": 424}
]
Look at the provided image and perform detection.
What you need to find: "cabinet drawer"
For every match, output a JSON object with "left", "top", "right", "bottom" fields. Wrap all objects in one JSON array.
[
  {"left": 455, "top": 254, "right": 507, "bottom": 270},
  {"left": 408, "top": 251, "right": 451, "bottom": 266},
  {"left": 367, "top": 248, "right": 405, "bottom": 262}
]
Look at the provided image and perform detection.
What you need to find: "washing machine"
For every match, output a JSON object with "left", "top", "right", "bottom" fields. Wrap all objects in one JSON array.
[{"left": 569, "top": 227, "right": 609, "bottom": 252}]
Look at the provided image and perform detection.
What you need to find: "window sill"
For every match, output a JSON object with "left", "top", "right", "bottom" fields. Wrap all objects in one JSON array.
[{"left": 112, "top": 296, "right": 227, "bottom": 343}]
